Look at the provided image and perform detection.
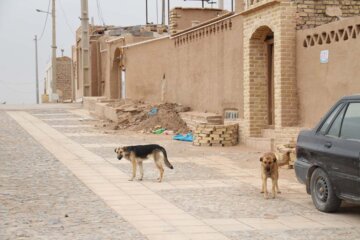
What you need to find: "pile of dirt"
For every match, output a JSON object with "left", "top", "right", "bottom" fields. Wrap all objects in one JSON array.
[{"left": 105, "top": 101, "right": 190, "bottom": 134}]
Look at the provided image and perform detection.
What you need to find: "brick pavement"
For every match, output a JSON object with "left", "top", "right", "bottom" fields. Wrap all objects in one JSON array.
[{"left": 1, "top": 105, "right": 360, "bottom": 240}]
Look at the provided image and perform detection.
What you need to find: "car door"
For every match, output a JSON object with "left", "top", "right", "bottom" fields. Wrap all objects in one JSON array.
[
  {"left": 336, "top": 102, "right": 360, "bottom": 199},
  {"left": 323, "top": 102, "right": 360, "bottom": 199},
  {"left": 310, "top": 102, "right": 346, "bottom": 181}
]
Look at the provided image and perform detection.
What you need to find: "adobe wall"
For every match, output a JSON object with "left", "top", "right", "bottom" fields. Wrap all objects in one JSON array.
[
  {"left": 124, "top": 37, "right": 171, "bottom": 103},
  {"left": 169, "top": 15, "right": 244, "bottom": 116},
  {"left": 296, "top": 16, "right": 360, "bottom": 128},
  {"left": 170, "top": 7, "right": 227, "bottom": 34},
  {"left": 124, "top": 15, "right": 244, "bottom": 116}
]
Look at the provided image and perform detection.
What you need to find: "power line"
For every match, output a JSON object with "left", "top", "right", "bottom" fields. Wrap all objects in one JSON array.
[
  {"left": 38, "top": 0, "right": 51, "bottom": 41},
  {"left": 96, "top": 0, "right": 105, "bottom": 25},
  {"left": 58, "top": 0, "right": 75, "bottom": 35}
]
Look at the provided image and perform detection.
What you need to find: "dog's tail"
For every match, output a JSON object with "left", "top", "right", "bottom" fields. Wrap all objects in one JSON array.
[{"left": 160, "top": 147, "right": 174, "bottom": 169}]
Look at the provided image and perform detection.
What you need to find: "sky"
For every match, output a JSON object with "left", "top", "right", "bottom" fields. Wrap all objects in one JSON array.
[{"left": 0, "top": 0, "right": 233, "bottom": 104}]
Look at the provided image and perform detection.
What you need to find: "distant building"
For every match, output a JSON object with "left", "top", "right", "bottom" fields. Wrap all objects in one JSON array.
[
  {"left": 72, "top": 24, "right": 168, "bottom": 101},
  {"left": 44, "top": 56, "right": 72, "bottom": 103}
]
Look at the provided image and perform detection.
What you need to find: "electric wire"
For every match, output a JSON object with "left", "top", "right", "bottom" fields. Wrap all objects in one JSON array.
[
  {"left": 58, "top": 0, "right": 75, "bottom": 35},
  {"left": 96, "top": 0, "right": 106, "bottom": 25},
  {"left": 38, "top": 0, "right": 51, "bottom": 41},
  {"left": 99, "top": 0, "right": 106, "bottom": 25}
]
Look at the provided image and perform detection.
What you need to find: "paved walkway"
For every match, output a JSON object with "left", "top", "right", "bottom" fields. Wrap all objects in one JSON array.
[{"left": 1, "top": 105, "right": 360, "bottom": 240}]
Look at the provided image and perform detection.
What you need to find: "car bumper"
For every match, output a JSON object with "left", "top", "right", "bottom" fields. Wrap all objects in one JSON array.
[{"left": 294, "top": 158, "right": 311, "bottom": 185}]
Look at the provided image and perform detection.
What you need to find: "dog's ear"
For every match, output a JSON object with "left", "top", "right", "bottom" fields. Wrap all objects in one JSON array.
[
  {"left": 114, "top": 148, "right": 117, "bottom": 153},
  {"left": 273, "top": 156, "right": 277, "bottom": 162},
  {"left": 260, "top": 157, "right": 263, "bottom": 162}
]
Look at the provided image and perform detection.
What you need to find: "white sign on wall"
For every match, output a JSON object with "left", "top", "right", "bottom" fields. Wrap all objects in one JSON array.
[{"left": 320, "top": 50, "right": 329, "bottom": 63}]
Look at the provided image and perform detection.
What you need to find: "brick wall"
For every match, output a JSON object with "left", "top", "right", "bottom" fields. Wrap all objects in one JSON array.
[
  {"left": 243, "top": 1, "right": 298, "bottom": 137},
  {"left": 293, "top": 0, "right": 360, "bottom": 29},
  {"left": 56, "top": 57, "right": 72, "bottom": 101},
  {"left": 241, "top": 0, "right": 360, "bottom": 29}
]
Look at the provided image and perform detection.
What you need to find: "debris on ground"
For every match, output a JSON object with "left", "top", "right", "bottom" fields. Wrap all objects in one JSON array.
[
  {"left": 96, "top": 100, "right": 190, "bottom": 134},
  {"left": 173, "top": 133, "right": 193, "bottom": 142}
]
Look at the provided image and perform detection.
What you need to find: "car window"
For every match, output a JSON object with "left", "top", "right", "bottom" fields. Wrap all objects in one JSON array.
[
  {"left": 327, "top": 106, "right": 346, "bottom": 138},
  {"left": 318, "top": 103, "right": 344, "bottom": 135},
  {"left": 340, "top": 102, "right": 360, "bottom": 141}
]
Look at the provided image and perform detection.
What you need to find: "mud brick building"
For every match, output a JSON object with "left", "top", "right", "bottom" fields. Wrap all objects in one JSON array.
[
  {"left": 44, "top": 56, "right": 72, "bottom": 102},
  {"left": 73, "top": 0, "right": 360, "bottom": 150}
]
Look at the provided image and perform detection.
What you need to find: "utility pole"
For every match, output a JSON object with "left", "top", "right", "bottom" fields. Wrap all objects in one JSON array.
[
  {"left": 34, "top": 35, "right": 39, "bottom": 104},
  {"left": 51, "top": 0, "right": 57, "bottom": 101},
  {"left": 81, "top": 0, "right": 90, "bottom": 97},
  {"left": 162, "top": 0, "right": 165, "bottom": 25},
  {"left": 146, "top": 0, "right": 148, "bottom": 24},
  {"left": 167, "top": 0, "right": 170, "bottom": 25}
]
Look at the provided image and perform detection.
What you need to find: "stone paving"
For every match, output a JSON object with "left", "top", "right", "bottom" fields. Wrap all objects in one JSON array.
[
  {"left": 0, "top": 111, "right": 146, "bottom": 240},
  {"left": 1, "top": 104, "right": 360, "bottom": 240}
]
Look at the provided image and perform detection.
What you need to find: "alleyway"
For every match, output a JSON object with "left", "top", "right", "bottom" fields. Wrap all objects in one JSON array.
[{"left": 1, "top": 104, "right": 359, "bottom": 240}]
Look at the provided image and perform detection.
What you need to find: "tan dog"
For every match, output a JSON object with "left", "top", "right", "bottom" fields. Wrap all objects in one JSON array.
[
  {"left": 260, "top": 152, "right": 280, "bottom": 199},
  {"left": 274, "top": 151, "right": 291, "bottom": 167}
]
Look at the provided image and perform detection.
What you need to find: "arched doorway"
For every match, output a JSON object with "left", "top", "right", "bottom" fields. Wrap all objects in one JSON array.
[
  {"left": 110, "top": 48, "right": 122, "bottom": 99},
  {"left": 248, "top": 25, "right": 275, "bottom": 135}
]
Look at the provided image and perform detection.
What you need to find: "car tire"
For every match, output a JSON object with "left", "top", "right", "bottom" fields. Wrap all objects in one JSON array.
[{"left": 310, "top": 168, "right": 341, "bottom": 213}]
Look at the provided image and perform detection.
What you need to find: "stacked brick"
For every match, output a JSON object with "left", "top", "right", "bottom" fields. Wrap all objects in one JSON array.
[
  {"left": 179, "top": 112, "right": 223, "bottom": 130},
  {"left": 193, "top": 124, "right": 239, "bottom": 147}
]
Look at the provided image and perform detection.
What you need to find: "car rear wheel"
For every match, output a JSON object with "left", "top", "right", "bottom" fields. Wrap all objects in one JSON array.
[{"left": 310, "top": 168, "right": 341, "bottom": 212}]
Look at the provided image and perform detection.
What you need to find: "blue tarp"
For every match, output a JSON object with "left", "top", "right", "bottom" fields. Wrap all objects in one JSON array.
[
  {"left": 148, "top": 107, "right": 158, "bottom": 116},
  {"left": 173, "top": 132, "right": 193, "bottom": 142}
]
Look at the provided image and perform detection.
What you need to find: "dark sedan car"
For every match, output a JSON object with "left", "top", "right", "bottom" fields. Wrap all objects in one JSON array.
[{"left": 295, "top": 95, "right": 360, "bottom": 212}]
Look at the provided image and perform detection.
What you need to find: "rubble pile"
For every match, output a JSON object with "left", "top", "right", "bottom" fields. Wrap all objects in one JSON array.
[{"left": 105, "top": 100, "right": 190, "bottom": 134}]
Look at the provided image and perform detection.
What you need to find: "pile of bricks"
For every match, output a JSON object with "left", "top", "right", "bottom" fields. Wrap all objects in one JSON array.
[
  {"left": 193, "top": 124, "right": 238, "bottom": 147},
  {"left": 179, "top": 112, "right": 223, "bottom": 131}
]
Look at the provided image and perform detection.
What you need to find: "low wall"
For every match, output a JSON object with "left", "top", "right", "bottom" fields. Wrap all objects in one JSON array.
[
  {"left": 193, "top": 124, "right": 239, "bottom": 147},
  {"left": 179, "top": 111, "right": 223, "bottom": 130}
]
